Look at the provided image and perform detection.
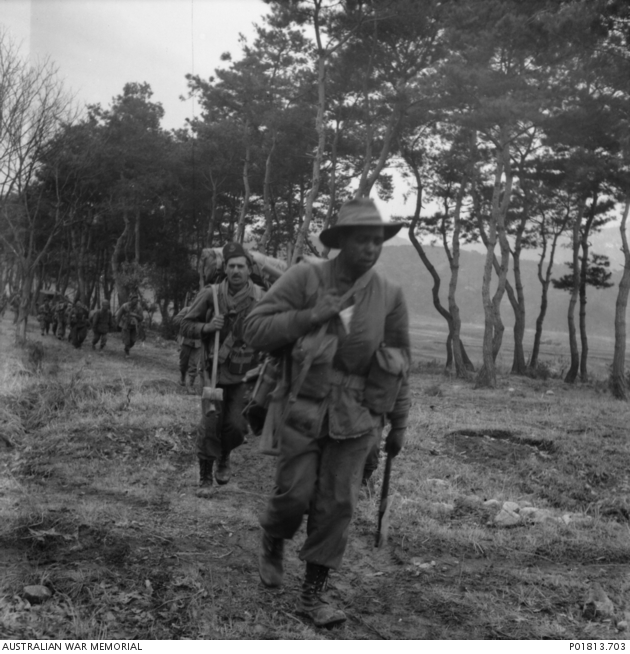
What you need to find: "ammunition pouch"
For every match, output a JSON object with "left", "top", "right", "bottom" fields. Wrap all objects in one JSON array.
[
  {"left": 364, "top": 346, "right": 409, "bottom": 414},
  {"left": 290, "top": 331, "right": 338, "bottom": 399},
  {"left": 227, "top": 343, "right": 258, "bottom": 376}
]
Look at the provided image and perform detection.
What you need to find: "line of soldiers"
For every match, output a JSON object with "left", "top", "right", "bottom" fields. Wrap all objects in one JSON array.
[
  {"left": 36, "top": 294, "right": 144, "bottom": 356},
  {"left": 179, "top": 198, "right": 411, "bottom": 629}
]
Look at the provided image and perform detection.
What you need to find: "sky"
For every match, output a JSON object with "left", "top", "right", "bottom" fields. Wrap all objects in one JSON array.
[
  {"left": 1, "top": 0, "right": 269, "bottom": 130},
  {"left": 0, "top": 0, "right": 415, "bottom": 224}
]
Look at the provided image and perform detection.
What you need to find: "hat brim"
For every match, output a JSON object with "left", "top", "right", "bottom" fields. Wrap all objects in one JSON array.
[{"left": 319, "top": 223, "right": 404, "bottom": 249}]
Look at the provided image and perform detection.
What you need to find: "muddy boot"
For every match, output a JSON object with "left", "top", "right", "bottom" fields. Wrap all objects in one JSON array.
[
  {"left": 179, "top": 372, "right": 186, "bottom": 387},
  {"left": 299, "top": 563, "right": 346, "bottom": 627},
  {"left": 196, "top": 459, "right": 214, "bottom": 498},
  {"left": 215, "top": 453, "right": 231, "bottom": 485},
  {"left": 258, "top": 530, "right": 284, "bottom": 588}
]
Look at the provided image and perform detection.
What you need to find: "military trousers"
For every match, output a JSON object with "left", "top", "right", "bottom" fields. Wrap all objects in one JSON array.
[
  {"left": 122, "top": 327, "right": 137, "bottom": 353},
  {"left": 92, "top": 331, "right": 109, "bottom": 349},
  {"left": 70, "top": 324, "right": 88, "bottom": 348},
  {"left": 197, "top": 382, "right": 248, "bottom": 461},
  {"left": 39, "top": 316, "right": 51, "bottom": 335},
  {"left": 260, "top": 397, "right": 380, "bottom": 570},
  {"left": 179, "top": 344, "right": 201, "bottom": 383}
]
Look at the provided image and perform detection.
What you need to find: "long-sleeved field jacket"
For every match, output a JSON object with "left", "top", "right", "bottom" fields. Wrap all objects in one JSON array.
[
  {"left": 180, "top": 280, "right": 264, "bottom": 385},
  {"left": 243, "top": 259, "right": 411, "bottom": 439},
  {"left": 91, "top": 308, "right": 115, "bottom": 334},
  {"left": 116, "top": 303, "right": 143, "bottom": 331}
]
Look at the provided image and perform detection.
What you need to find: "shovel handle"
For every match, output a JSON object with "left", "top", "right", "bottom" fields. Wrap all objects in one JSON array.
[{"left": 210, "top": 286, "right": 221, "bottom": 389}]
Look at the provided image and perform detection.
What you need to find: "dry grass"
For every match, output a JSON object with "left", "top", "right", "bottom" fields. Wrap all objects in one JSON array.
[{"left": 1, "top": 317, "right": 630, "bottom": 639}]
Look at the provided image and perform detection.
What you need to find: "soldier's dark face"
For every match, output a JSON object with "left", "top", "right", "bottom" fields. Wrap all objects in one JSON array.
[
  {"left": 225, "top": 256, "right": 250, "bottom": 292},
  {"left": 339, "top": 227, "right": 384, "bottom": 276}
]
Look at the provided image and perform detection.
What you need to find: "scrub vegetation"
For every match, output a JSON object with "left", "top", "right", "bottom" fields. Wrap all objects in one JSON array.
[{"left": 2, "top": 320, "right": 630, "bottom": 640}]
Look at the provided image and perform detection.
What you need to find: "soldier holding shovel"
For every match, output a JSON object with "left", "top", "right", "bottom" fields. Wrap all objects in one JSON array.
[
  {"left": 181, "top": 242, "right": 264, "bottom": 497},
  {"left": 244, "top": 198, "right": 411, "bottom": 628}
]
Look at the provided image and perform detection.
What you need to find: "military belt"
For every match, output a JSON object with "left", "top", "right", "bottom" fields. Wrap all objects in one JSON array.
[{"left": 330, "top": 368, "right": 366, "bottom": 391}]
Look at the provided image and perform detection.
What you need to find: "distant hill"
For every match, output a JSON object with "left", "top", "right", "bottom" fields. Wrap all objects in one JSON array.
[{"left": 376, "top": 243, "right": 622, "bottom": 340}]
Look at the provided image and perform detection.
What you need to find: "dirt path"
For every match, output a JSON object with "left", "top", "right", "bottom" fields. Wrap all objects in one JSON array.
[{"left": 2, "top": 321, "right": 630, "bottom": 639}]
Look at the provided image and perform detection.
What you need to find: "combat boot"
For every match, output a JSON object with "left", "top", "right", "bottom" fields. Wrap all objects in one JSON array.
[
  {"left": 215, "top": 452, "right": 231, "bottom": 485},
  {"left": 299, "top": 563, "right": 346, "bottom": 627},
  {"left": 258, "top": 529, "right": 283, "bottom": 588},
  {"left": 196, "top": 459, "right": 214, "bottom": 498}
]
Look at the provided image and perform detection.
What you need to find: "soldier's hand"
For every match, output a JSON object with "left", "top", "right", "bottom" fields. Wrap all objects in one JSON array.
[
  {"left": 310, "top": 290, "right": 343, "bottom": 325},
  {"left": 202, "top": 315, "right": 225, "bottom": 334},
  {"left": 385, "top": 427, "right": 405, "bottom": 458}
]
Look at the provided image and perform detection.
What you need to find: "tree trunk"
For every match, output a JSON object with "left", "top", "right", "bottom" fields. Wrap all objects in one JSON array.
[
  {"left": 476, "top": 135, "right": 512, "bottom": 388},
  {"left": 292, "top": 49, "right": 326, "bottom": 264},
  {"left": 510, "top": 244, "right": 527, "bottom": 374},
  {"left": 447, "top": 169, "right": 473, "bottom": 376},
  {"left": 111, "top": 204, "right": 131, "bottom": 305},
  {"left": 564, "top": 200, "right": 586, "bottom": 384},
  {"left": 260, "top": 132, "right": 277, "bottom": 253},
  {"left": 135, "top": 206, "right": 141, "bottom": 263},
  {"left": 407, "top": 165, "right": 472, "bottom": 377},
  {"left": 15, "top": 265, "right": 35, "bottom": 343},
  {"left": 356, "top": 98, "right": 404, "bottom": 197},
  {"left": 578, "top": 241, "right": 588, "bottom": 382},
  {"left": 236, "top": 136, "right": 251, "bottom": 244},
  {"left": 577, "top": 192, "right": 597, "bottom": 382},
  {"left": 611, "top": 198, "right": 630, "bottom": 399},
  {"left": 321, "top": 120, "right": 341, "bottom": 259}
]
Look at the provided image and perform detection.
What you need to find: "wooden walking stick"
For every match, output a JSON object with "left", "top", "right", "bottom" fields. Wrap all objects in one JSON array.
[
  {"left": 375, "top": 452, "right": 393, "bottom": 549},
  {"left": 202, "top": 285, "right": 223, "bottom": 416}
]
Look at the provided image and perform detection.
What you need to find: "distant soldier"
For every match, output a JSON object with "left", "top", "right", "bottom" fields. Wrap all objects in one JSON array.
[
  {"left": 50, "top": 299, "right": 59, "bottom": 335},
  {"left": 174, "top": 305, "right": 202, "bottom": 391},
  {"left": 37, "top": 298, "right": 54, "bottom": 336},
  {"left": 91, "top": 300, "right": 115, "bottom": 351},
  {"left": 64, "top": 303, "right": 74, "bottom": 342},
  {"left": 69, "top": 297, "right": 90, "bottom": 349},
  {"left": 115, "top": 294, "right": 144, "bottom": 358},
  {"left": 0, "top": 292, "right": 9, "bottom": 320}
]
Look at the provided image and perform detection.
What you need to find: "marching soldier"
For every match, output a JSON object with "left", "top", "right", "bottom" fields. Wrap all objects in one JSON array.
[
  {"left": 91, "top": 300, "right": 115, "bottom": 351},
  {"left": 69, "top": 297, "right": 90, "bottom": 348},
  {"left": 181, "top": 242, "right": 264, "bottom": 495},
  {"left": 115, "top": 294, "right": 144, "bottom": 358},
  {"left": 174, "top": 305, "right": 202, "bottom": 391},
  {"left": 37, "top": 297, "right": 54, "bottom": 336},
  {"left": 244, "top": 198, "right": 411, "bottom": 627}
]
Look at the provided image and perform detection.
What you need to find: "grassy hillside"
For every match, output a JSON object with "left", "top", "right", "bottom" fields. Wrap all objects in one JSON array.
[
  {"left": 2, "top": 319, "right": 630, "bottom": 639},
  {"left": 378, "top": 243, "right": 620, "bottom": 336},
  {"left": 378, "top": 243, "right": 625, "bottom": 377}
]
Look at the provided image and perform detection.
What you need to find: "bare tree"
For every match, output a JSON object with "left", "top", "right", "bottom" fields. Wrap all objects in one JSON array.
[{"left": 0, "top": 30, "right": 75, "bottom": 342}]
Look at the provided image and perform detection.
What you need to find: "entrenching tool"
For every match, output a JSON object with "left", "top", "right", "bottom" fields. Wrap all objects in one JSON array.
[
  {"left": 202, "top": 285, "right": 223, "bottom": 417},
  {"left": 375, "top": 452, "right": 393, "bottom": 548}
]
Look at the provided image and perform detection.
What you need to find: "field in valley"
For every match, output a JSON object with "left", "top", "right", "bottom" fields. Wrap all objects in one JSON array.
[{"left": 1, "top": 317, "right": 630, "bottom": 640}]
